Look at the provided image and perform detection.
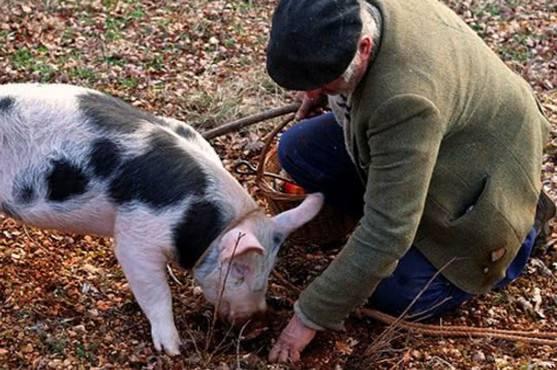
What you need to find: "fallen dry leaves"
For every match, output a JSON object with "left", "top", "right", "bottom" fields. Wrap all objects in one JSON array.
[{"left": 0, "top": 0, "right": 556, "bottom": 369}]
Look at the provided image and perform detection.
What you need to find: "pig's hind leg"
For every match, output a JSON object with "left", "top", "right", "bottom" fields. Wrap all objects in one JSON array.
[{"left": 113, "top": 218, "right": 182, "bottom": 355}]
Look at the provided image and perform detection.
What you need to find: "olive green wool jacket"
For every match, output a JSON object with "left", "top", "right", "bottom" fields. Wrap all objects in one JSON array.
[{"left": 296, "top": 0, "right": 550, "bottom": 330}]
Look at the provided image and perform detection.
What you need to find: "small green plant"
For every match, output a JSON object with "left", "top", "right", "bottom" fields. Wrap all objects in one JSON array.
[
  {"left": 62, "top": 28, "right": 76, "bottom": 42},
  {"left": 483, "top": 3, "right": 501, "bottom": 16},
  {"left": 0, "top": 30, "right": 10, "bottom": 41},
  {"left": 223, "top": 38, "right": 236, "bottom": 48},
  {"left": 103, "top": 55, "right": 126, "bottom": 67},
  {"left": 129, "top": 6, "right": 144, "bottom": 21},
  {"left": 70, "top": 67, "right": 97, "bottom": 82},
  {"left": 505, "top": 0, "right": 521, "bottom": 8},
  {"left": 75, "top": 342, "right": 97, "bottom": 362},
  {"left": 33, "top": 64, "right": 56, "bottom": 82},
  {"left": 46, "top": 337, "right": 67, "bottom": 354},
  {"left": 77, "top": 12, "right": 94, "bottom": 27},
  {"left": 120, "top": 77, "right": 139, "bottom": 88},
  {"left": 36, "top": 45, "right": 48, "bottom": 54},
  {"left": 236, "top": 0, "right": 255, "bottom": 12},
  {"left": 102, "top": 0, "right": 119, "bottom": 8},
  {"left": 156, "top": 17, "right": 171, "bottom": 28},
  {"left": 105, "top": 16, "right": 126, "bottom": 41},
  {"left": 11, "top": 48, "right": 34, "bottom": 70},
  {"left": 147, "top": 54, "right": 164, "bottom": 71},
  {"left": 501, "top": 45, "right": 529, "bottom": 63}
]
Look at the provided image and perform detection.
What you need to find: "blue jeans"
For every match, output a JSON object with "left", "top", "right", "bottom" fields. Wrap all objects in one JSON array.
[{"left": 278, "top": 112, "right": 536, "bottom": 319}]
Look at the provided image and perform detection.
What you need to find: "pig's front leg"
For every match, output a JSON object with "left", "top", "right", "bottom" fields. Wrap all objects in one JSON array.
[{"left": 114, "top": 228, "right": 181, "bottom": 355}]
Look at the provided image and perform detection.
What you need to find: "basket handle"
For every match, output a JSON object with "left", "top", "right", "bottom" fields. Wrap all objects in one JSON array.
[
  {"left": 233, "top": 160, "right": 294, "bottom": 183},
  {"left": 255, "top": 114, "right": 296, "bottom": 185}
]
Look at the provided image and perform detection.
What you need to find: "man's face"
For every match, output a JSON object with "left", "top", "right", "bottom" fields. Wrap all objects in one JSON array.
[
  {"left": 305, "top": 36, "right": 373, "bottom": 97},
  {"left": 307, "top": 77, "right": 354, "bottom": 97},
  {"left": 306, "top": 56, "right": 365, "bottom": 97}
]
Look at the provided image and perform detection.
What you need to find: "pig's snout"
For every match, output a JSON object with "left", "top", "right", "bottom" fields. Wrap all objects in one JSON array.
[{"left": 223, "top": 300, "right": 267, "bottom": 325}]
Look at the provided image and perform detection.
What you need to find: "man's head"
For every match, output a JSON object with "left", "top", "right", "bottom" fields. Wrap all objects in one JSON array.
[{"left": 266, "top": 0, "right": 377, "bottom": 95}]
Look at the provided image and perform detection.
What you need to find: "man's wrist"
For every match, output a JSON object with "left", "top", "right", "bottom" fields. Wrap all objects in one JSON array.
[{"left": 293, "top": 301, "right": 326, "bottom": 331}]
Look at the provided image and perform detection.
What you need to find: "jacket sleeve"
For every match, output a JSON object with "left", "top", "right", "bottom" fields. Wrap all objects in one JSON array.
[{"left": 295, "top": 94, "right": 446, "bottom": 330}]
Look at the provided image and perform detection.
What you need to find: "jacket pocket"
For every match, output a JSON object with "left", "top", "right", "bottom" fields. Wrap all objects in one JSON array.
[
  {"left": 447, "top": 175, "right": 490, "bottom": 227},
  {"left": 444, "top": 175, "right": 518, "bottom": 247}
]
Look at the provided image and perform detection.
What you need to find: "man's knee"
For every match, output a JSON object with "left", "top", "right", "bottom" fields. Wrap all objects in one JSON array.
[{"left": 277, "top": 125, "right": 300, "bottom": 169}]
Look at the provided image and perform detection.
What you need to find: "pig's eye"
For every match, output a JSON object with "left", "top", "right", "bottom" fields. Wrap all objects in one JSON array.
[
  {"left": 233, "top": 276, "right": 244, "bottom": 286},
  {"left": 272, "top": 233, "right": 283, "bottom": 246}
]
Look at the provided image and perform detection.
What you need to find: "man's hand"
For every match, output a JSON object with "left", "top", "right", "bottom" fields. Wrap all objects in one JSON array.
[
  {"left": 295, "top": 91, "right": 326, "bottom": 121},
  {"left": 268, "top": 313, "right": 317, "bottom": 363}
]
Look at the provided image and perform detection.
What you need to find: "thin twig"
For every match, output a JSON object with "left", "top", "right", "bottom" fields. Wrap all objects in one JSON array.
[
  {"left": 23, "top": 225, "right": 55, "bottom": 256},
  {"left": 166, "top": 264, "right": 184, "bottom": 286},
  {"left": 205, "top": 232, "right": 245, "bottom": 353},
  {"left": 202, "top": 103, "right": 300, "bottom": 139},
  {"left": 272, "top": 270, "right": 302, "bottom": 294},
  {"left": 430, "top": 356, "right": 456, "bottom": 370},
  {"left": 211, "top": 323, "right": 237, "bottom": 360},
  {"left": 365, "top": 258, "right": 458, "bottom": 357},
  {"left": 185, "top": 328, "right": 202, "bottom": 360},
  {"left": 360, "top": 308, "right": 557, "bottom": 344},
  {"left": 236, "top": 320, "right": 251, "bottom": 370},
  {"left": 404, "top": 296, "right": 453, "bottom": 321}
]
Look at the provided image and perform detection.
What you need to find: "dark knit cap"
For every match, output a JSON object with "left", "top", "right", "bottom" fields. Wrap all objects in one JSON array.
[{"left": 266, "top": 0, "right": 363, "bottom": 91}]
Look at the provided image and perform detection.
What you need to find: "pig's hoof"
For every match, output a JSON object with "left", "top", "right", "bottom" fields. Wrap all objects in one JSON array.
[{"left": 152, "top": 325, "right": 182, "bottom": 356}]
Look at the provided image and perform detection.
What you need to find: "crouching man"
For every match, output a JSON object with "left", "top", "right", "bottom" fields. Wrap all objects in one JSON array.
[{"left": 264, "top": 0, "right": 555, "bottom": 363}]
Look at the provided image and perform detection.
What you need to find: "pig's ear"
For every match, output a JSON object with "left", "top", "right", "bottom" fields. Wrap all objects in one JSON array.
[
  {"left": 219, "top": 229, "right": 265, "bottom": 262},
  {"left": 273, "top": 193, "right": 324, "bottom": 235}
]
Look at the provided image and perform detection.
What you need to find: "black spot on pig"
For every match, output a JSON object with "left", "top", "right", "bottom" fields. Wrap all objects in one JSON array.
[
  {"left": 173, "top": 199, "right": 228, "bottom": 269},
  {"left": 46, "top": 159, "right": 89, "bottom": 202},
  {"left": 174, "top": 125, "right": 196, "bottom": 140},
  {"left": 1, "top": 202, "right": 20, "bottom": 220},
  {"left": 88, "top": 138, "right": 122, "bottom": 179},
  {"left": 15, "top": 184, "right": 35, "bottom": 203},
  {"left": 78, "top": 92, "right": 166, "bottom": 133},
  {"left": 0, "top": 97, "right": 15, "bottom": 112},
  {"left": 109, "top": 131, "right": 208, "bottom": 207}
]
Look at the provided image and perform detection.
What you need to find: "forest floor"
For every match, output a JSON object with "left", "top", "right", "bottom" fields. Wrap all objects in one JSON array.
[{"left": 0, "top": 0, "right": 556, "bottom": 369}]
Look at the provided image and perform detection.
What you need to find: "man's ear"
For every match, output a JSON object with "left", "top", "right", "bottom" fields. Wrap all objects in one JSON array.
[{"left": 359, "top": 36, "right": 373, "bottom": 63}]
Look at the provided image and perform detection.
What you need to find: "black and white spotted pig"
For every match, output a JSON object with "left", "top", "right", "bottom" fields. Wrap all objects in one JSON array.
[{"left": 0, "top": 83, "right": 323, "bottom": 355}]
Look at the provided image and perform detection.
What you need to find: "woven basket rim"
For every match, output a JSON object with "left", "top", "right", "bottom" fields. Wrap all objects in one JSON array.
[{"left": 255, "top": 116, "right": 307, "bottom": 202}]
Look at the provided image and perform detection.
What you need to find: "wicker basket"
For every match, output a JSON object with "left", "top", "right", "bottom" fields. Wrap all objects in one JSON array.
[{"left": 255, "top": 116, "right": 357, "bottom": 245}]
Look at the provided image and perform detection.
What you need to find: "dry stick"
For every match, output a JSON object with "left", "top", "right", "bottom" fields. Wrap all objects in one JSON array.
[
  {"left": 236, "top": 320, "right": 252, "bottom": 370},
  {"left": 185, "top": 328, "right": 202, "bottom": 360},
  {"left": 166, "top": 264, "right": 184, "bottom": 286},
  {"left": 404, "top": 296, "right": 453, "bottom": 322},
  {"left": 272, "top": 270, "right": 303, "bottom": 295},
  {"left": 274, "top": 261, "right": 557, "bottom": 346},
  {"left": 430, "top": 356, "right": 457, "bottom": 370},
  {"left": 360, "top": 308, "right": 557, "bottom": 344},
  {"left": 365, "top": 258, "right": 459, "bottom": 357},
  {"left": 211, "top": 321, "right": 238, "bottom": 359},
  {"left": 361, "top": 255, "right": 557, "bottom": 348},
  {"left": 202, "top": 103, "right": 301, "bottom": 140},
  {"left": 23, "top": 225, "right": 55, "bottom": 256},
  {"left": 205, "top": 231, "right": 245, "bottom": 354}
]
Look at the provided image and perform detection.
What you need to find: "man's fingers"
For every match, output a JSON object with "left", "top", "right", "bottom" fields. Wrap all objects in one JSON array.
[
  {"left": 268, "top": 344, "right": 279, "bottom": 362},
  {"left": 269, "top": 342, "right": 301, "bottom": 364},
  {"left": 295, "top": 101, "right": 312, "bottom": 120},
  {"left": 290, "top": 348, "right": 301, "bottom": 363},
  {"left": 269, "top": 341, "right": 286, "bottom": 362},
  {"left": 278, "top": 348, "right": 290, "bottom": 363},
  {"left": 269, "top": 314, "right": 317, "bottom": 363},
  {"left": 296, "top": 98, "right": 320, "bottom": 120}
]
